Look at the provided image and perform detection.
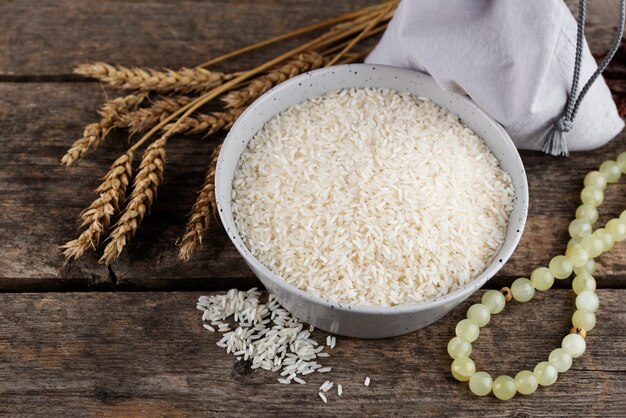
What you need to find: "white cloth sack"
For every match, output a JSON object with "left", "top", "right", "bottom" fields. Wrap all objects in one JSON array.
[{"left": 366, "top": 0, "right": 624, "bottom": 151}]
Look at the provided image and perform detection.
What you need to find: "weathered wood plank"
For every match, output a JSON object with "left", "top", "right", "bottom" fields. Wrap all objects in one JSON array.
[
  {"left": 1, "top": 81, "right": 626, "bottom": 290},
  {"left": 0, "top": 290, "right": 622, "bottom": 416},
  {"left": 0, "top": 0, "right": 382, "bottom": 77}
]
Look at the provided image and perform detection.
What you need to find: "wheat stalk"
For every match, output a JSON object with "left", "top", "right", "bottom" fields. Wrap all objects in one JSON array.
[
  {"left": 326, "top": 1, "right": 397, "bottom": 66},
  {"left": 127, "top": 10, "right": 396, "bottom": 156},
  {"left": 62, "top": 2, "right": 395, "bottom": 262},
  {"left": 100, "top": 138, "right": 167, "bottom": 264},
  {"left": 61, "top": 93, "right": 146, "bottom": 166},
  {"left": 197, "top": 2, "right": 393, "bottom": 67},
  {"left": 221, "top": 52, "right": 326, "bottom": 109},
  {"left": 61, "top": 151, "right": 134, "bottom": 259},
  {"left": 117, "top": 96, "right": 195, "bottom": 135},
  {"left": 162, "top": 108, "right": 242, "bottom": 136},
  {"left": 75, "top": 63, "right": 234, "bottom": 94},
  {"left": 177, "top": 144, "right": 221, "bottom": 261}
]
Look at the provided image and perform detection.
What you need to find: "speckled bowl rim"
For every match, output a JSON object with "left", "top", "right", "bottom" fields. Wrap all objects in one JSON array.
[{"left": 216, "top": 64, "right": 529, "bottom": 316}]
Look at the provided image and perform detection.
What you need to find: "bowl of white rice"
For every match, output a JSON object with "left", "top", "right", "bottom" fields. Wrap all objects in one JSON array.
[{"left": 216, "top": 64, "right": 528, "bottom": 338}]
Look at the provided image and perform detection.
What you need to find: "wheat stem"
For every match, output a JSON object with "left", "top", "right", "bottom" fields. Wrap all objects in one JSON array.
[
  {"left": 196, "top": 2, "right": 393, "bottom": 68},
  {"left": 61, "top": 151, "right": 134, "bottom": 259},
  {"left": 128, "top": 13, "right": 389, "bottom": 155},
  {"left": 326, "top": 1, "right": 397, "bottom": 67},
  {"left": 320, "top": 23, "right": 387, "bottom": 56},
  {"left": 177, "top": 144, "right": 222, "bottom": 261},
  {"left": 221, "top": 52, "right": 326, "bottom": 109}
]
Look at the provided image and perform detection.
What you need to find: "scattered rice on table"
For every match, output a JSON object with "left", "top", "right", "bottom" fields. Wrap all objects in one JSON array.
[{"left": 232, "top": 87, "right": 514, "bottom": 307}]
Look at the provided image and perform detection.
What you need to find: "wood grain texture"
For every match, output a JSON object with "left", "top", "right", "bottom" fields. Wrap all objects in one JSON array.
[
  {"left": 1, "top": 81, "right": 626, "bottom": 290},
  {"left": 0, "top": 0, "right": 382, "bottom": 77},
  {"left": 0, "top": 290, "right": 622, "bottom": 416}
]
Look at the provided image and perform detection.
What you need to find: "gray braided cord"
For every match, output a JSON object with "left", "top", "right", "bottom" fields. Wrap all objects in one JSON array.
[
  {"left": 563, "top": 0, "right": 587, "bottom": 121},
  {"left": 541, "top": 0, "right": 625, "bottom": 156}
]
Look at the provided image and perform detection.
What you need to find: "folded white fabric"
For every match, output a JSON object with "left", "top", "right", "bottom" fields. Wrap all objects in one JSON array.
[{"left": 366, "top": 0, "right": 624, "bottom": 151}]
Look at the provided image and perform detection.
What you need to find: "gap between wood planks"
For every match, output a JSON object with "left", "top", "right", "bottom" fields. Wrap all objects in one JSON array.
[
  {"left": 0, "top": 74, "right": 90, "bottom": 82},
  {"left": 0, "top": 272, "right": 623, "bottom": 293}
]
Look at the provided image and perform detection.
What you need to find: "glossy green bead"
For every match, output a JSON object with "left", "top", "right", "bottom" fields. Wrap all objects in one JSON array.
[
  {"left": 492, "top": 375, "right": 516, "bottom": 400},
  {"left": 456, "top": 319, "right": 479, "bottom": 343},
  {"left": 469, "top": 371, "right": 493, "bottom": 396},
  {"left": 481, "top": 290, "right": 506, "bottom": 314},
  {"left": 467, "top": 304, "right": 491, "bottom": 327},
  {"left": 514, "top": 370, "right": 538, "bottom": 395},
  {"left": 511, "top": 278, "right": 534, "bottom": 302},
  {"left": 599, "top": 160, "right": 621, "bottom": 183},
  {"left": 572, "top": 309, "right": 596, "bottom": 331},
  {"left": 580, "top": 186, "right": 604, "bottom": 207},
  {"left": 593, "top": 228, "right": 615, "bottom": 252},
  {"left": 583, "top": 171, "right": 608, "bottom": 189},
  {"left": 562, "top": 333, "right": 586, "bottom": 358},
  {"left": 448, "top": 337, "right": 472, "bottom": 359},
  {"left": 565, "top": 244, "right": 590, "bottom": 268},
  {"left": 580, "top": 234, "right": 604, "bottom": 258},
  {"left": 549, "top": 255, "right": 573, "bottom": 279},
  {"left": 534, "top": 361, "right": 558, "bottom": 386},
  {"left": 530, "top": 267, "right": 554, "bottom": 291},
  {"left": 621, "top": 210, "right": 626, "bottom": 223},
  {"left": 575, "top": 204, "right": 599, "bottom": 224},
  {"left": 606, "top": 219, "right": 626, "bottom": 241},
  {"left": 451, "top": 357, "right": 476, "bottom": 382},
  {"left": 549, "top": 348, "right": 573, "bottom": 372},
  {"left": 572, "top": 273, "right": 597, "bottom": 295},
  {"left": 576, "top": 290, "right": 599, "bottom": 312},
  {"left": 573, "top": 259, "right": 596, "bottom": 276},
  {"left": 617, "top": 152, "right": 626, "bottom": 172},
  {"left": 567, "top": 238, "right": 579, "bottom": 250},
  {"left": 568, "top": 218, "right": 592, "bottom": 239}
]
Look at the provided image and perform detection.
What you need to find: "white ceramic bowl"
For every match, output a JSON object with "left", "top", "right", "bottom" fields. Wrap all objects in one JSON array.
[{"left": 216, "top": 64, "right": 528, "bottom": 338}]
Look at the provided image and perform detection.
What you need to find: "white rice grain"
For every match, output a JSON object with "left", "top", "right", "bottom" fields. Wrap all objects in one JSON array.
[
  {"left": 364, "top": 376, "right": 370, "bottom": 387},
  {"left": 232, "top": 87, "right": 514, "bottom": 307}
]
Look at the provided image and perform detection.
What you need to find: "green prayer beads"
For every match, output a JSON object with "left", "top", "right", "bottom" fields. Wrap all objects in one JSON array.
[{"left": 449, "top": 154, "right": 625, "bottom": 400}]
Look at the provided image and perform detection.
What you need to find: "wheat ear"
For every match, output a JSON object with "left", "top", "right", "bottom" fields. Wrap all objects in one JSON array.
[
  {"left": 178, "top": 144, "right": 221, "bottom": 261},
  {"left": 163, "top": 108, "right": 242, "bottom": 136},
  {"left": 61, "top": 93, "right": 146, "bottom": 166},
  {"left": 75, "top": 63, "right": 233, "bottom": 94},
  {"left": 221, "top": 52, "right": 326, "bottom": 109},
  {"left": 117, "top": 96, "right": 195, "bottom": 135},
  {"left": 100, "top": 138, "right": 167, "bottom": 264},
  {"left": 61, "top": 151, "right": 133, "bottom": 259}
]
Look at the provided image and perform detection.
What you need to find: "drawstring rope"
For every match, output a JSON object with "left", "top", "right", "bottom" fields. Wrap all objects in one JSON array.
[{"left": 541, "top": 0, "right": 625, "bottom": 156}]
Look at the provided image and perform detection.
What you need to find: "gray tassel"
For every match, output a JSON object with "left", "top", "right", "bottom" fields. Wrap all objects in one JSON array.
[
  {"left": 540, "top": 0, "right": 624, "bottom": 157},
  {"left": 541, "top": 118, "right": 572, "bottom": 157}
]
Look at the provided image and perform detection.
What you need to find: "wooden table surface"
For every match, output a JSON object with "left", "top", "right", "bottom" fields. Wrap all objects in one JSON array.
[{"left": 1, "top": 1, "right": 625, "bottom": 416}]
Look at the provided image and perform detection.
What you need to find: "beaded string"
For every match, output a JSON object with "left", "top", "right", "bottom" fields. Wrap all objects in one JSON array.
[{"left": 448, "top": 152, "right": 626, "bottom": 400}]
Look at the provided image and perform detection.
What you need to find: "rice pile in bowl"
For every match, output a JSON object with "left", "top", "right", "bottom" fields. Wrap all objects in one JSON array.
[{"left": 231, "top": 87, "right": 514, "bottom": 307}]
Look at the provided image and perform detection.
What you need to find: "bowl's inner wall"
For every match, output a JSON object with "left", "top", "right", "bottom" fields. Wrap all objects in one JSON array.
[{"left": 216, "top": 64, "right": 528, "bottom": 307}]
